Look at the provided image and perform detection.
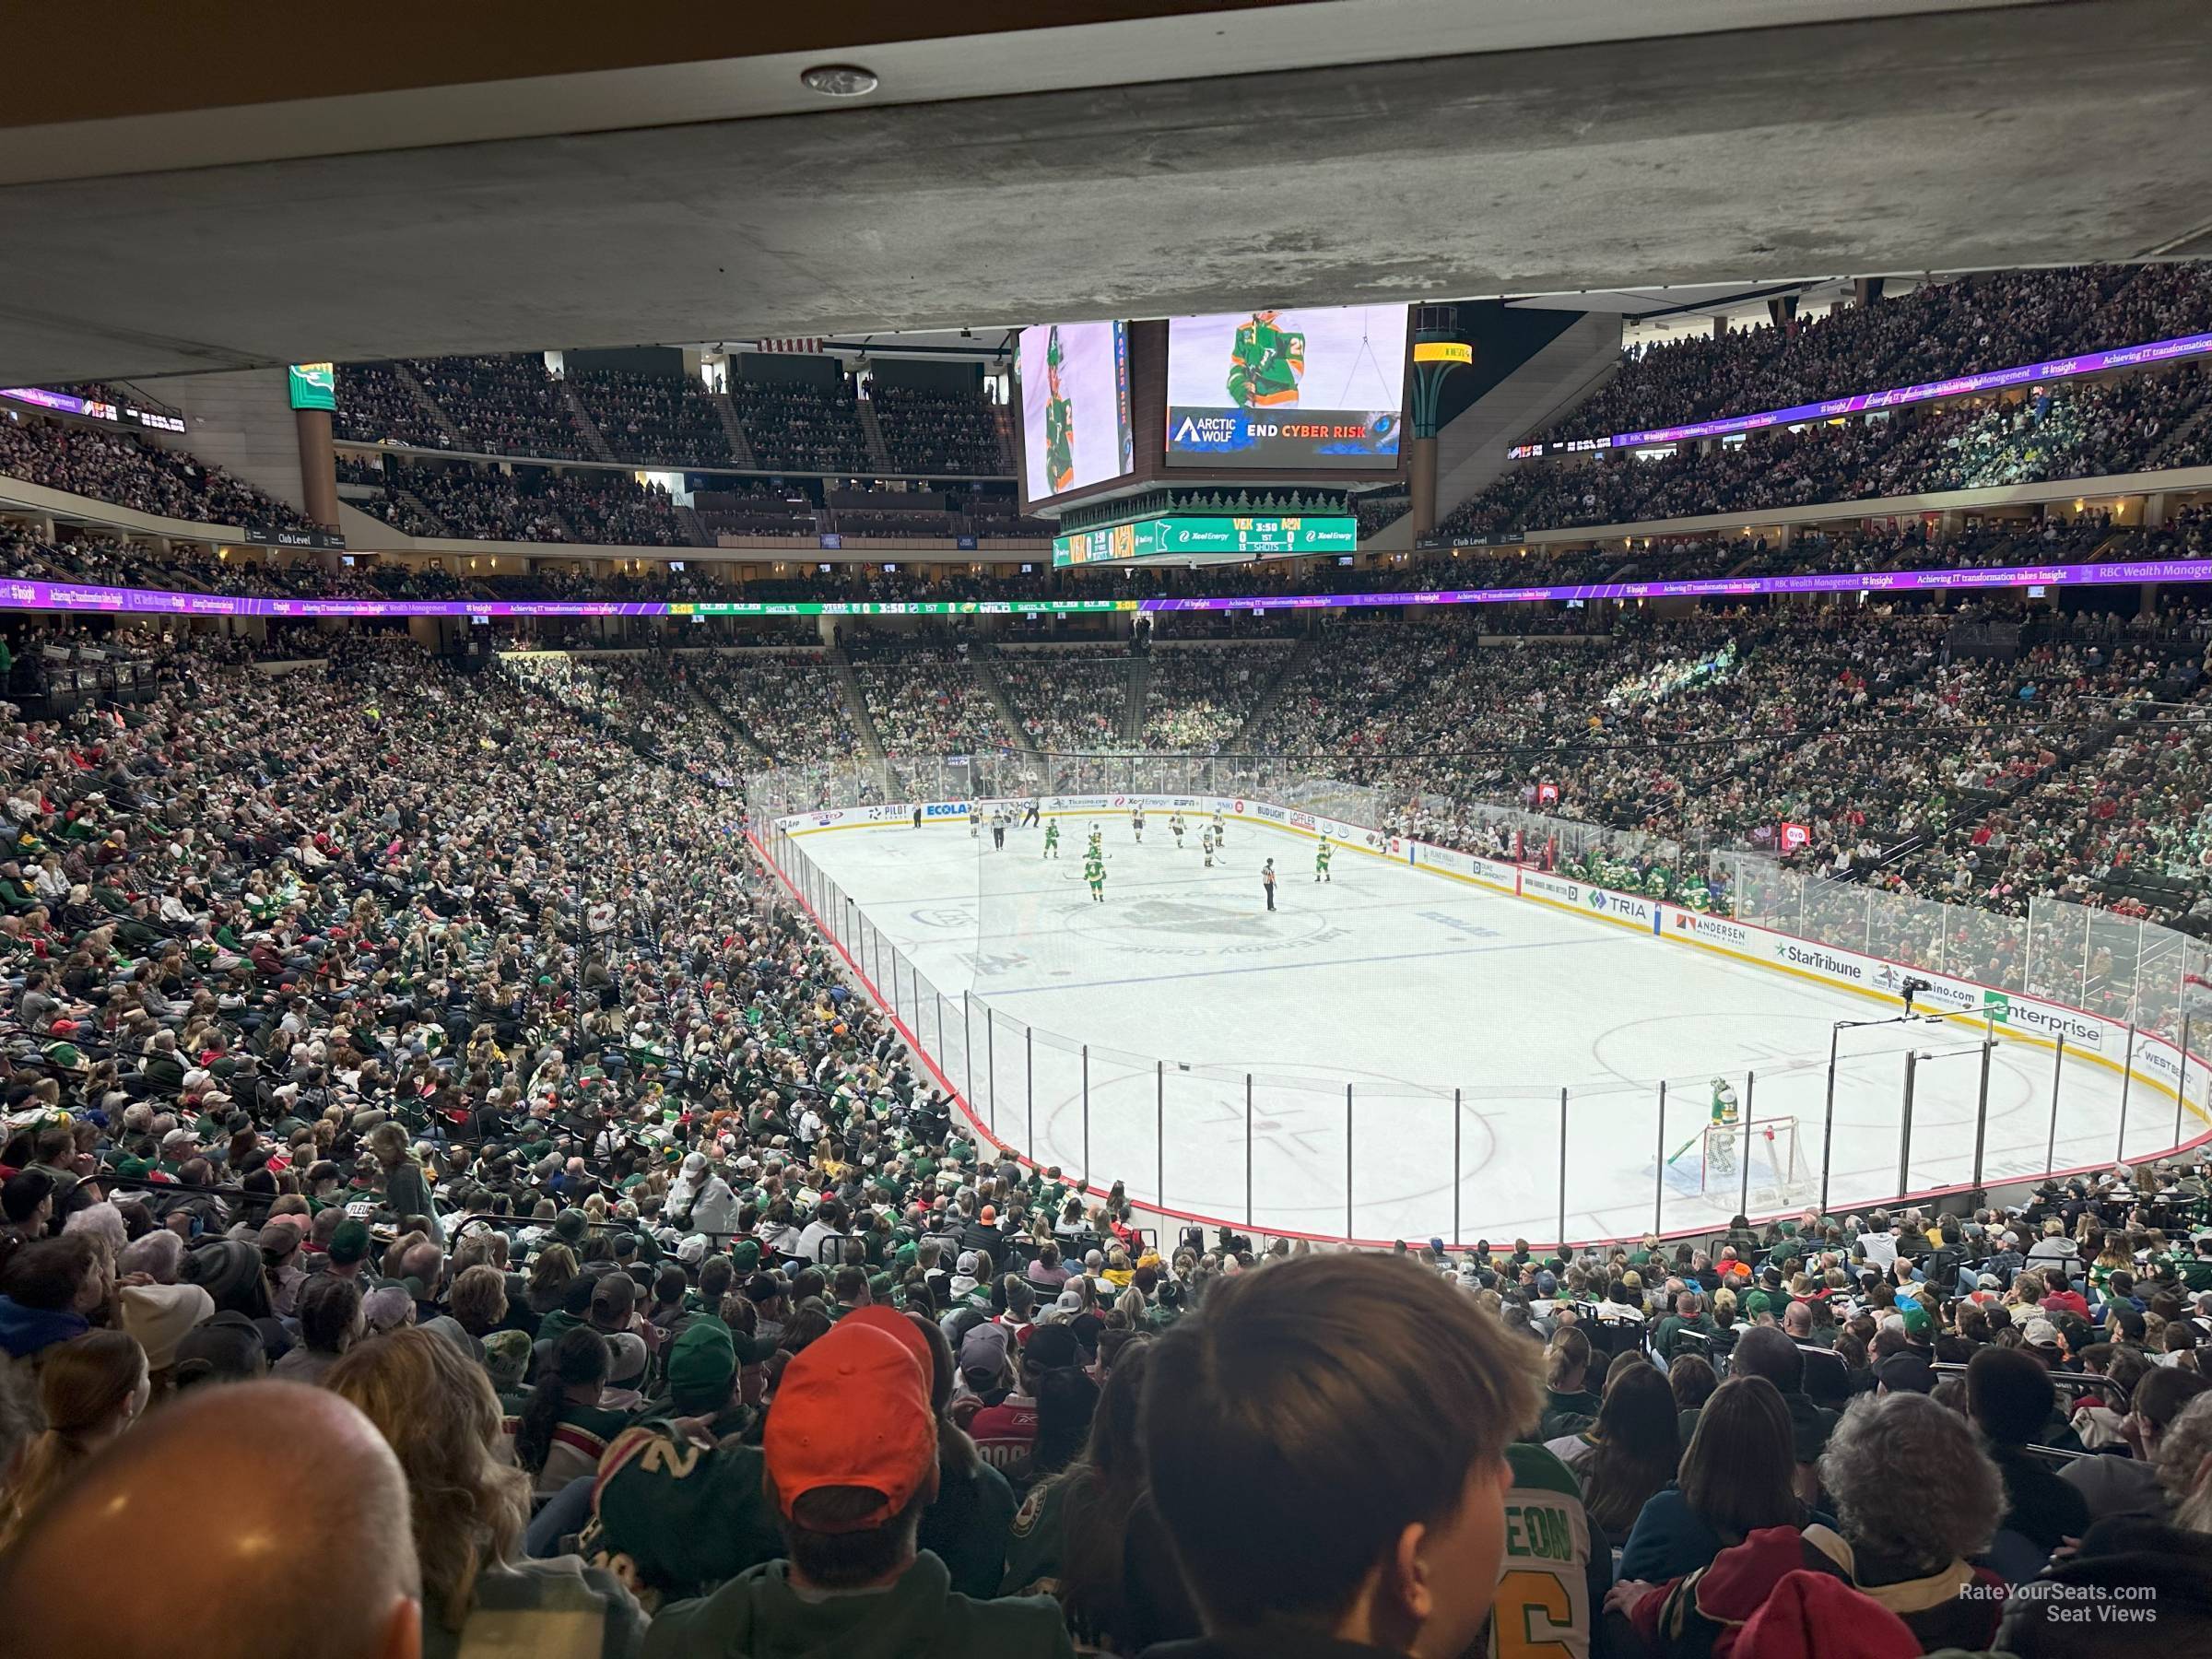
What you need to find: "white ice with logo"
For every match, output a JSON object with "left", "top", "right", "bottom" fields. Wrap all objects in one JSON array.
[{"left": 796, "top": 815, "right": 2149, "bottom": 1247}]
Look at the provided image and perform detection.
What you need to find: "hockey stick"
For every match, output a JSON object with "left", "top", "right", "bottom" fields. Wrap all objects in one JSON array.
[{"left": 1665, "top": 1132, "right": 1704, "bottom": 1167}]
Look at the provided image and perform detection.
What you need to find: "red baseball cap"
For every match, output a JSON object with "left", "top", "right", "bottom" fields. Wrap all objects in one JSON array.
[
  {"left": 842, "top": 1305, "right": 935, "bottom": 1390},
  {"left": 764, "top": 1322, "right": 934, "bottom": 1530}
]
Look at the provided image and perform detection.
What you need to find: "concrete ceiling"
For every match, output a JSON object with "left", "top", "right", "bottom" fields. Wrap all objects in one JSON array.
[{"left": 3, "top": 0, "right": 2208, "bottom": 385}]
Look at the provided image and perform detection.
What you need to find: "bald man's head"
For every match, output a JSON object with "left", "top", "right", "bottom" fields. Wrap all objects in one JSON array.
[{"left": 0, "top": 1380, "right": 420, "bottom": 1659}]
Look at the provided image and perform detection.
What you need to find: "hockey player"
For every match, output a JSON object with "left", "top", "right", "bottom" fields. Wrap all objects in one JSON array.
[
  {"left": 1088, "top": 822, "right": 1103, "bottom": 858},
  {"left": 1043, "top": 820, "right": 1061, "bottom": 859},
  {"left": 1314, "top": 841, "right": 1333, "bottom": 883},
  {"left": 1227, "top": 309, "right": 1306, "bottom": 408},
  {"left": 1708, "top": 1077, "right": 1739, "bottom": 1176},
  {"left": 912, "top": 805, "right": 923, "bottom": 830},
  {"left": 1042, "top": 325, "right": 1077, "bottom": 494},
  {"left": 1085, "top": 849, "right": 1107, "bottom": 903},
  {"left": 968, "top": 805, "right": 980, "bottom": 840},
  {"left": 1212, "top": 807, "right": 1226, "bottom": 847},
  {"left": 1201, "top": 825, "right": 1217, "bottom": 867},
  {"left": 1170, "top": 811, "right": 1186, "bottom": 848},
  {"left": 1023, "top": 799, "right": 1041, "bottom": 828},
  {"left": 1131, "top": 805, "right": 1146, "bottom": 843}
]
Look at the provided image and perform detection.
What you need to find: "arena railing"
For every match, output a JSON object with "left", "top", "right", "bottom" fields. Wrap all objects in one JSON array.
[{"left": 744, "top": 751, "right": 2212, "bottom": 1255}]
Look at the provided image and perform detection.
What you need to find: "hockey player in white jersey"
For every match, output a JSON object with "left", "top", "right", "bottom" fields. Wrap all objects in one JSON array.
[
  {"left": 1170, "top": 811, "right": 1186, "bottom": 848},
  {"left": 1131, "top": 805, "right": 1146, "bottom": 843}
]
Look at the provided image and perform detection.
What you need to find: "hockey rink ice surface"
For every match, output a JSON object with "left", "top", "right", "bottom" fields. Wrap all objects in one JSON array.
[{"left": 794, "top": 816, "right": 2146, "bottom": 1245}]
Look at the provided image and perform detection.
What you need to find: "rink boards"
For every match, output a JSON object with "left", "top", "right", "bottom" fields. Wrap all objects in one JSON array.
[
  {"left": 782, "top": 789, "right": 2212, "bottom": 1135},
  {"left": 767, "top": 791, "right": 2212, "bottom": 1244}
]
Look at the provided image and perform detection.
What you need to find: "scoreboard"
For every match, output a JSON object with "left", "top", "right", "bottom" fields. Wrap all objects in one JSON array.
[{"left": 1053, "top": 514, "right": 1357, "bottom": 567}]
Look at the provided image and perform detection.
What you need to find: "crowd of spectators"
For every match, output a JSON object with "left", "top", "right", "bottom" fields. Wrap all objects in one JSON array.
[
  {"left": 851, "top": 642, "right": 1013, "bottom": 758},
  {"left": 867, "top": 386, "right": 1006, "bottom": 476},
  {"left": 1555, "top": 262, "right": 2212, "bottom": 443},
  {"left": 687, "top": 649, "right": 863, "bottom": 762},
  {"left": 1432, "top": 366, "right": 2212, "bottom": 546},
  {"left": 0, "top": 648, "right": 2208, "bottom": 1659},
  {"left": 727, "top": 380, "right": 872, "bottom": 474},
  {"left": 335, "top": 364, "right": 455, "bottom": 451},
  {"left": 351, "top": 463, "right": 684, "bottom": 547},
  {"left": 0, "top": 600, "right": 2206, "bottom": 1657},
  {"left": 569, "top": 371, "right": 735, "bottom": 469},
  {"left": 405, "top": 356, "right": 590, "bottom": 462},
  {"left": 0, "top": 413, "right": 313, "bottom": 535},
  {"left": 997, "top": 649, "right": 1135, "bottom": 752},
  {"left": 1140, "top": 642, "right": 1294, "bottom": 751}
]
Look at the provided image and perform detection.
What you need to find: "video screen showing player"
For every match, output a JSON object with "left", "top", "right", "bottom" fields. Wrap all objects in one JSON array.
[
  {"left": 1165, "top": 303, "right": 1407, "bottom": 466},
  {"left": 1018, "top": 320, "right": 1132, "bottom": 504}
]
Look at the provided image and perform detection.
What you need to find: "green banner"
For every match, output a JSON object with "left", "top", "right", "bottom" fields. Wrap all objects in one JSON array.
[
  {"left": 288, "top": 363, "right": 337, "bottom": 412},
  {"left": 1054, "top": 513, "right": 1356, "bottom": 567}
]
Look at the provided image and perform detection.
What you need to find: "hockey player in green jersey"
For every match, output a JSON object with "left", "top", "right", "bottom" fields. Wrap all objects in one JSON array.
[
  {"left": 1227, "top": 309, "right": 1306, "bottom": 407},
  {"left": 1042, "top": 325, "right": 1076, "bottom": 493},
  {"left": 1084, "top": 853, "right": 1106, "bottom": 902},
  {"left": 1043, "top": 820, "right": 1061, "bottom": 859},
  {"left": 1708, "top": 1077, "right": 1739, "bottom": 1176},
  {"left": 1314, "top": 841, "right": 1333, "bottom": 883}
]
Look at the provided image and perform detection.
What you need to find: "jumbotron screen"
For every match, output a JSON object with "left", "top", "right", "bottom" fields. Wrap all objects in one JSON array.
[
  {"left": 1053, "top": 513, "right": 1356, "bottom": 567},
  {"left": 1017, "top": 321, "right": 1133, "bottom": 505},
  {"left": 1164, "top": 304, "right": 1408, "bottom": 467}
]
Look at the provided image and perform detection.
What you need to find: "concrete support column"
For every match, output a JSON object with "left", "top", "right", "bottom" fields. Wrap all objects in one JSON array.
[
  {"left": 1712, "top": 316, "right": 1728, "bottom": 339},
  {"left": 1853, "top": 277, "right": 1887, "bottom": 307},
  {"left": 1767, "top": 295, "right": 1799, "bottom": 330},
  {"left": 1409, "top": 434, "right": 1440, "bottom": 540},
  {"left": 294, "top": 407, "right": 340, "bottom": 530},
  {"left": 2144, "top": 491, "right": 2169, "bottom": 529}
]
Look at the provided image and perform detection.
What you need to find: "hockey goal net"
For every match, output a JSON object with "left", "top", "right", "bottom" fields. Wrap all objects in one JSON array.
[{"left": 1697, "top": 1117, "right": 1816, "bottom": 1213}]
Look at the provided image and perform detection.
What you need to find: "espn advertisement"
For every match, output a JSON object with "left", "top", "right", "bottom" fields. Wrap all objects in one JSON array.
[
  {"left": 1018, "top": 321, "right": 1132, "bottom": 505},
  {"left": 1164, "top": 304, "right": 1408, "bottom": 468}
]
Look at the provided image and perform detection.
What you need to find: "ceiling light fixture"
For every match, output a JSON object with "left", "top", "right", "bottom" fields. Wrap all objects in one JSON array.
[{"left": 802, "top": 65, "right": 879, "bottom": 98}]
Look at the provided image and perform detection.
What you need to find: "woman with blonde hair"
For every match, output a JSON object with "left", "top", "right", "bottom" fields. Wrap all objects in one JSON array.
[
  {"left": 0, "top": 1329, "right": 147, "bottom": 1550},
  {"left": 328, "top": 1327, "right": 644, "bottom": 1657}
]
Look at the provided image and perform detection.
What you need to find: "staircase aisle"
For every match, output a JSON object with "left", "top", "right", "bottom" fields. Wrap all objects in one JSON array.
[
  {"left": 393, "top": 362, "right": 466, "bottom": 448},
  {"left": 857, "top": 398, "right": 893, "bottom": 471},
  {"left": 1227, "top": 635, "right": 1318, "bottom": 749},
  {"left": 1120, "top": 655, "right": 1150, "bottom": 745},
  {"left": 709, "top": 390, "right": 759, "bottom": 468},
  {"left": 559, "top": 382, "right": 618, "bottom": 462},
  {"left": 828, "top": 650, "right": 887, "bottom": 761},
  {"left": 970, "top": 648, "right": 1039, "bottom": 755}
]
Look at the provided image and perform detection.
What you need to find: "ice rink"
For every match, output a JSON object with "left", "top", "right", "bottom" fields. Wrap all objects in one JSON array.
[{"left": 786, "top": 812, "right": 2148, "bottom": 1245}]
